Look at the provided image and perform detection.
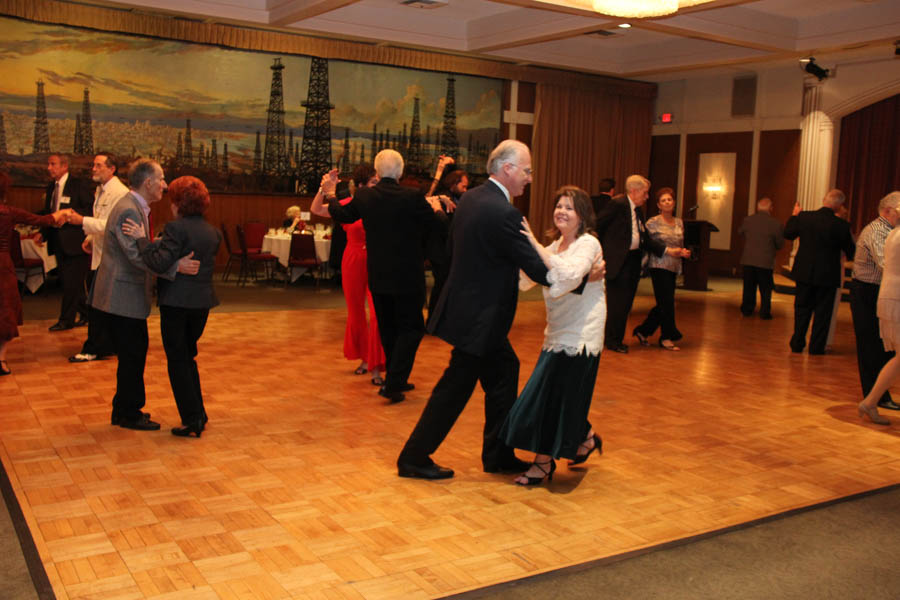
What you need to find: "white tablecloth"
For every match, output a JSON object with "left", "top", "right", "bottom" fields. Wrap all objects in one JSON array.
[
  {"left": 17, "top": 238, "right": 57, "bottom": 293},
  {"left": 262, "top": 234, "right": 332, "bottom": 268}
]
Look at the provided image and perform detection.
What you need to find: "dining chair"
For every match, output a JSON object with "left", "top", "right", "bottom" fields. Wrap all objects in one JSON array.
[
  {"left": 220, "top": 223, "right": 244, "bottom": 282},
  {"left": 242, "top": 221, "right": 267, "bottom": 253},
  {"left": 235, "top": 224, "right": 276, "bottom": 286},
  {"left": 286, "top": 233, "right": 319, "bottom": 288},
  {"left": 10, "top": 230, "right": 45, "bottom": 293}
]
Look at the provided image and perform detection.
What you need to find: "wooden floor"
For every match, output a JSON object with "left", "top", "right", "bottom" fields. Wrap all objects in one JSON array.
[{"left": 3, "top": 283, "right": 900, "bottom": 600}]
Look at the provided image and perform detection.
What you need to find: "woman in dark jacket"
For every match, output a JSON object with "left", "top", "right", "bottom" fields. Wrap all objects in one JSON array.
[{"left": 122, "top": 176, "right": 221, "bottom": 437}]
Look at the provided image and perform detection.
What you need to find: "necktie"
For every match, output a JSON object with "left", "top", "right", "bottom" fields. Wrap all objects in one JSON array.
[
  {"left": 148, "top": 209, "right": 154, "bottom": 239},
  {"left": 52, "top": 181, "right": 60, "bottom": 212}
]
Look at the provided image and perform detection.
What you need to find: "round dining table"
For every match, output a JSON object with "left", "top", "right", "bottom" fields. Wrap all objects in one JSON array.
[
  {"left": 262, "top": 231, "right": 332, "bottom": 282},
  {"left": 18, "top": 236, "right": 57, "bottom": 293}
]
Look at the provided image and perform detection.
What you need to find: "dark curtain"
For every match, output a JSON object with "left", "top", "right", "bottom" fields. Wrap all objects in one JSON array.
[{"left": 835, "top": 94, "right": 900, "bottom": 234}]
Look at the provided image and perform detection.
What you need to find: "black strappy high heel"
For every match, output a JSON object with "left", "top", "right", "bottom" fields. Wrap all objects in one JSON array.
[
  {"left": 569, "top": 433, "right": 602, "bottom": 466},
  {"left": 515, "top": 459, "right": 556, "bottom": 486}
]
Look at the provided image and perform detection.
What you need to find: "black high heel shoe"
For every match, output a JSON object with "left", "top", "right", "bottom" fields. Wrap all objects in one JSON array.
[
  {"left": 568, "top": 433, "right": 602, "bottom": 466},
  {"left": 0, "top": 360, "right": 10, "bottom": 376},
  {"left": 633, "top": 329, "right": 650, "bottom": 346},
  {"left": 515, "top": 459, "right": 556, "bottom": 486},
  {"left": 171, "top": 421, "right": 204, "bottom": 438}
]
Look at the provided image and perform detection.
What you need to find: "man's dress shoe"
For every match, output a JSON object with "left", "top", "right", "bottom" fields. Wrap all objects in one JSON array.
[
  {"left": 111, "top": 411, "right": 152, "bottom": 426},
  {"left": 48, "top": 321, "right": 73, "bottom": 332},
  {"left": 118, "top": 416, "right": 161, "bottom": 431},
  {"left": 397, "top": 462, "right": 454, "bottom": 479},
  {"left": 483, "top": 457, "right": 530, "bottom": 474},
  {"left": 878, "top": 399, "right": 900, "bottom": 411},
  {"left": 74, "top": 317, "right": 88, "bottom": 327},
  {"left": 378, "top": 386, "right": 405, "bottom": 403},
  {"left": 396, "top": 383, "right": 415, "bottom": 392},
  {"left": 69, "top": 353, "right": 98, "bottom": 363},
  {"left": 608, "top": 343, "right": 629, "bottom": 354}
]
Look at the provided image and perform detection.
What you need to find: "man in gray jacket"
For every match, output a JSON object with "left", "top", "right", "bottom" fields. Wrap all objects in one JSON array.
[
  {"left": 89, "top": 159, "right": 199, "bottom": 430},
  {"left": 739, "top": 197, "right": 785, "bottom": 319}
]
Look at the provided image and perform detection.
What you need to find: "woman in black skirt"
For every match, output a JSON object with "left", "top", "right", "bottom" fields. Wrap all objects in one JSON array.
[{"left": 501, "top": 185, "right": 606, "bottom": 486}]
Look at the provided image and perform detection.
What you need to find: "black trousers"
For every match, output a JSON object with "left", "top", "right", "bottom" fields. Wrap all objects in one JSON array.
[
  {"left": 791, "top": 282, "right": 836, "bottom": 354},
  {"left": 160, "top": 305, "right": 209, "bottom": 425},
  {"left": 605, "top": 249, "right": 643, "bottom": 347},
  {"left": 99, "top": 309, "right": 148, "bottom": 421},
  {"left": 57, "top": 253, "right": 91, "bottom": 325},
  {"left": 427, "top": 261, "right": 450, "bottom": 319},
  {"left": 741, "top": 266, "right": 775, "bottom": 317},
  {"left": 80, "top": 271, "right": 114, "bottom": 357},
  {"left": 398, "top": 338, "right": 520, "bottom": 469},
  {"left": 634, "top": 268, "right": 682, "bottom": 342},
  {"left": 371, "top": 290, "right": 425, "bottom": 391},
  {"left": 850, "top": 279, "right": 893, "bottom": 403}
]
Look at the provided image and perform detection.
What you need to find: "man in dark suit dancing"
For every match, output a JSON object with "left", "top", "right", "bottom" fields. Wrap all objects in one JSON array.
[
  {"left": 590, "top": 177, "right": 615, "bottom": 216},
  {"left": 39, "top": 153, "right": 93, "bottom": 331},
  {"left": 595, "top": 175, "right": 681, "bottom": 353},
  {"left": 397, "top": 140, "right": 602, "bottom": 480},
  {"left": 784, "top": 189, "right": 855, "bottom": 355},
  {"left": 328, "top": 149, "right": 441, "bottom": 403}
]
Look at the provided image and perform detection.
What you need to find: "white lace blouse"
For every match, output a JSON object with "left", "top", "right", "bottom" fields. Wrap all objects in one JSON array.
[{"left": 520, "top": 233, "right": 607, "bottom": 356}]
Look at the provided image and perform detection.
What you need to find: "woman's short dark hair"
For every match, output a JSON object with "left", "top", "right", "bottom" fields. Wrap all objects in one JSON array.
[
  {"left": 0, "top": 171, "right": 9, "bottom": 201},
  {"left": 169, "top": 176, "right": 210, "bottom": 217},
  {"left": 546, "top": 185, "right": 594, "bottom": 240},
  {"left": 351, "top": 163, "right": 376, "bottom": 188},
  {"left": 655, "top": 187, "right": 676, "bottom": 213}
]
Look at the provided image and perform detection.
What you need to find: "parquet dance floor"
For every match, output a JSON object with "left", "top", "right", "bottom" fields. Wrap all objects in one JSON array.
[{"left": 2, "top": 284, "right": 899, "bottom": 599}]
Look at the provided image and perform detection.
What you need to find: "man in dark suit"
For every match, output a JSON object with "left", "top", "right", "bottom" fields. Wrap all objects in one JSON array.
[
  {"left": 396, "top": 140, "right": 601, "bottom": 480},
  {"left": 595, "top": 175, "right": 680, "bottom": 353},
  {"left": 784, "top": 189, "right": 856, "bottom": 355},
  {"left": 590, "top": 177, "right": 615, "bottom": 217},
  {"left": 39, "top": 153, "right": 93, "bottom": 331},
  {"left": 739, "top": 197, "right": 785, "bottom": 319},
  {"left": 328, "top": 149, "right": 441, "bottom": 403}
]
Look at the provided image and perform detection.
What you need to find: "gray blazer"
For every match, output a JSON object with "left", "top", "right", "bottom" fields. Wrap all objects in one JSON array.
[
  {"left": 136, "top": 216, "right": 221, "bottom": 309},
  {"left": 739, "top": 211, "right": 785, "bottom": 269},
  {"left": 89, "top": 192, "right": 174, "bottom": 319}
]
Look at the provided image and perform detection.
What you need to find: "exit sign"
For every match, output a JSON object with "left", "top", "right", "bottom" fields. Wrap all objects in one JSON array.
[{"left": 660, "top": 113, "right": 673, "bottom": 123}]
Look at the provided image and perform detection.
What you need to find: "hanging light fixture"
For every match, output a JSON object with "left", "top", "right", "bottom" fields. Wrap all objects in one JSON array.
[{"left": 591, "top": 0, "right": 714, "bottom": 18}]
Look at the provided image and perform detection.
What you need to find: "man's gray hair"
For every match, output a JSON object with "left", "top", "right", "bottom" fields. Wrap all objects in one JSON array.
[
  {"left": 129, "top": 158, "right": 159, "bottom": 190},
  {"left": 374, "top": 149, "right": 403, "bottom": 180},
  {"left": 625, "top": 174, "right": 650, "bottom": 192},
  {"left": 757, "top": 197, "right": 773, "bottom": 211},
  {"left": 487, "top": 140, "right": 528, "bottom": 175},
  {"left": 879, "top": 191, "right": 900, "bottom": 212},
  {"left": 823, "top": 188, "right": 846, "bottom": 208}
]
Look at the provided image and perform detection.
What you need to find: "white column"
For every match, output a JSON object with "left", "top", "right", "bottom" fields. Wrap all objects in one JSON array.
[
  {"left": 503, "top": 80, "right": 534, "bottom": 141},
  {"left": 795, "top": 82, "right": 834, "bottom": 210}
]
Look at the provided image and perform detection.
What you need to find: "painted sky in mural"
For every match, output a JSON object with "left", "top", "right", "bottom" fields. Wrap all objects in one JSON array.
[{"left": 0, "top": 16, "right": 501, "bottom": 185}]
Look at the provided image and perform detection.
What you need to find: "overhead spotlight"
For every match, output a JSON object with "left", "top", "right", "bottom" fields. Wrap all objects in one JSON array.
[{"left": 800, "top": 57, "right": 829, "bottom": 81}]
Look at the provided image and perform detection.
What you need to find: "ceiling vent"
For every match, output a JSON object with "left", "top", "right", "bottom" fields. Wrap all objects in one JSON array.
[{"left": 400, "top": 0, "right": 448, "bottom": 8}]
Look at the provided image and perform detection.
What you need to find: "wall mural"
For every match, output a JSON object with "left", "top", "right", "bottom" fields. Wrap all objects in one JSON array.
[{"left": 0, "top": 16, "right": 502, "bottom": 194}]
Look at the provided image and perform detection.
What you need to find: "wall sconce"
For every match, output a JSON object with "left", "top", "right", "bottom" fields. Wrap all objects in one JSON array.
[{"left": 702, "top": 176, "right": 725, "bottom": 201}]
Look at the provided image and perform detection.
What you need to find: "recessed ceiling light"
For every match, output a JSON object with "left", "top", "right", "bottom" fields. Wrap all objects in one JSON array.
[{"left": 618, "top": 23, "right": 632, "bottom": 28}]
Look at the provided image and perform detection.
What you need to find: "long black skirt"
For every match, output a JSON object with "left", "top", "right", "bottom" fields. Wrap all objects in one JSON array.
[{"left": 500, "top": 348, "right": 600, "bottom": 460}]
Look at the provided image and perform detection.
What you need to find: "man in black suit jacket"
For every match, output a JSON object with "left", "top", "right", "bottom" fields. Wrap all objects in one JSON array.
[
  {"left": 40, "top": 153, "right": 93, "bottom": 331},
  {"left": 397, "top": 140, "right": 600, "bottom": 480},
  {"left": 595, "top": 175, "right": 680, "bottom": 353},
  {"left": 590, "top": 177, "right": 615, "bottom": 217},
  {"left": 784, "top": 189, "right": 856, "bottom": 354},
  {"left": 328, "top": 149, "right": 441, "bottom": 402}
]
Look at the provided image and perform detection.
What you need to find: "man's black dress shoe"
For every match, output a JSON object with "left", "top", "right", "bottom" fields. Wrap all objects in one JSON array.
[
  {"left": 111, "top": 411, "right": 152, "bottom": 426},
  {"left": 878, "top": 399, "right": 900, "bottom": 411},
  {"left": 608, "top": 343, "right": 628, "bottom": 354},
  {"left": 759, "top": 313, "right": 773, "bottom": 320},
  {"left": 483, "top": 457, "right": 530, "bottom": 473},
  {"left": 396, "top": 383, "right": 415, "bottom": 392},
  {"left": 74, "top": 317, "right": 88, "bottom": 327},
  {"left": 378, "top": 386, "right": 405, "bottom": 403},
  {"left": 118, "top": 416, "right": 161, "bottom": 431},
  {"left": 397, "top": 462, "right": 454, "bottom": 479},
  {"left": 171, "top": 422, "right": 203, "bottom": 437},
  {"left": 48, "top": 321, "right": 74, "bottom": 332}
]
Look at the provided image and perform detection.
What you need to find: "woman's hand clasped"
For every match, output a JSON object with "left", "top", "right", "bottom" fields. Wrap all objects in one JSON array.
[{"left": 121, "top": 218, "right": 146, "bottom": 239}]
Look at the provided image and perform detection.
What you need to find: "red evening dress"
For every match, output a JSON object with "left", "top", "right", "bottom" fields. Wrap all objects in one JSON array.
[
  {"left": 339, "top": 197, "right": 385, "bottom": 372},
  {"left": 0, "top": 206, "right": 56, "bottom": 341}
]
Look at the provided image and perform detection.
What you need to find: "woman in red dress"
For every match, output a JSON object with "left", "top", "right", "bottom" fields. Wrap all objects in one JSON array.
[
  {"left": 311, "top": 165, "right": 386, "bottom": 385},
  {"left": 0, "top": 171, "right": 64, "bottom": 375}
]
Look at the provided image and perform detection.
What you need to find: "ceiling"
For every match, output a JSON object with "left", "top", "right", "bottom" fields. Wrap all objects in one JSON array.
[{"left": 86, "top": 0, "right": 900, "bottom": 81}]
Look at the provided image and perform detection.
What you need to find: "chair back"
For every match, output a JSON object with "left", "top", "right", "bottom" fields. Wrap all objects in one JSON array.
[
  {"left": 9, "top": 230, "right": 25, "bottom": 267},
  {"left": 243, "top": 222, "right": 266, "bottom": 250},
  {"left": 289, "top": 232, "right": 318, "bottom": 264},
  {"left": 235, "top": 224, "right": 250, "bottom": 255},
  {"left": 220, "top": 223, "right": 234, "bottom": 254}
]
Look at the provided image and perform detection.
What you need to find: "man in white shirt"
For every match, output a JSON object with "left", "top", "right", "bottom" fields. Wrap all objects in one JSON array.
[{"left": 65, "top": 153, "right": 130, "bottom": 362}]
